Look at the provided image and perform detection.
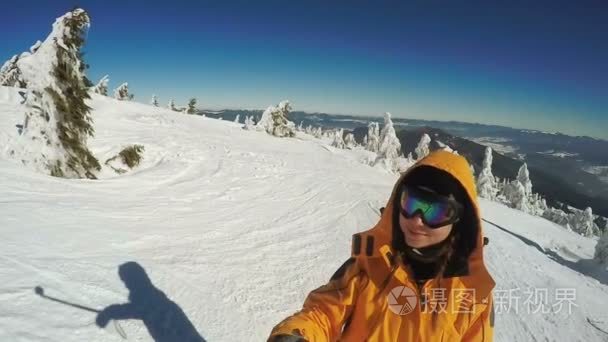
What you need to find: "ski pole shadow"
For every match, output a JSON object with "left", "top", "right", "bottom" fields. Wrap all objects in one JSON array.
[
  {"left": 96, "top": 261, "right": 206, "bottom": 342},
  {"left": 483, "top": 218, "right": 608, "bottom": 286}
]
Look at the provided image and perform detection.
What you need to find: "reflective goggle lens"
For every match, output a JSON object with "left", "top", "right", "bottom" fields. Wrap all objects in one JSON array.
[{"left": 400, "top": 187, "right": 460, "bottom": 228}]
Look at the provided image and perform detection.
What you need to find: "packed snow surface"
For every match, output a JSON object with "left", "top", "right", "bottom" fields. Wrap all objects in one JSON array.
[{"left": 1, "top": 87, "right": 607, "bottom": 341}]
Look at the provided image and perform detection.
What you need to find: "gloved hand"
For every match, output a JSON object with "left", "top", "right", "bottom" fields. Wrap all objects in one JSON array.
[{"left": 95, "top": 309, "right": 110, "bottom": 328}]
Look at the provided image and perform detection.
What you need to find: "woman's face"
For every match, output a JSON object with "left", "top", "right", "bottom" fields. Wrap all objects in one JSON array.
[{"left": 399, "top": 212, "right": 453, "bottom": 248}]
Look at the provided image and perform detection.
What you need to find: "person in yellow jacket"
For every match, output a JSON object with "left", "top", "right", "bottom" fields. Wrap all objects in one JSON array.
[{"left": 268, "top": 151, "right": 495, "bottom": 341}]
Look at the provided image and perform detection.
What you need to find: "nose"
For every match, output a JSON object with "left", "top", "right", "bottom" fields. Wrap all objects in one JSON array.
[{"left": 409, "top": 213, "right": 425, "bottom": 227}]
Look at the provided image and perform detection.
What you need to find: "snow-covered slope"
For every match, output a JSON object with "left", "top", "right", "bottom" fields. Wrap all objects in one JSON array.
[{"left": 1, "top": 87, "right": 607, "bottom": 341}]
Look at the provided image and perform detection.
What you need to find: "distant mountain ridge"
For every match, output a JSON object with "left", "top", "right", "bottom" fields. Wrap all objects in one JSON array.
[{"left": 201, "top": 108, "right": 608, "bottom": 218}]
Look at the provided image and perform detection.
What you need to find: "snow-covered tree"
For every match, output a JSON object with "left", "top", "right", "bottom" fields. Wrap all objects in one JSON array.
[
  {"left": 595, "top": 229, "right": 608, "bottom": 265},
  {"left": 414, "top": 133, "right": 431, "bottom": 160},
  {"left": 0, "top": 54, "right": 27, "bottom": 88},
  {"left": 344, "top": 133, "right": 356, "bottom": 149},
  {"left": 331, "top": 129, "right": 345, "bottom": 148},
  {"left": 504, "top": 180, "right": 529, "bottom": 213},
  {"left": 297, "top": 121, "right": 304, "bottom": 132},
  {"left": 378, "top": 113, "right": 401, "bottom": 157},
  {"left": 477, "top": 146, "right": 497, "bottom": 200},
  {"left": 0, "top": 39, "right": 47, "bottom": 87},
  {"left": 187, "top": 98, "right": 197, "bottom": 114},
  {"left": 375, "top": 112, "right": 402, "bottom": 172},
  {"left": 91, "top": 75, "right": 109, "bottom": 96},
  {"left": 571, "top": 207, "right": 599, "bottom": 237},
  {"left": 304, "top": 125, "right": 313, "bottom": 135},
  {"left": 495, "top": 177, "right": 509, "bottom": 204},
  {"left": 150, "top": 94, "right": 159, "bottom": 107},
  {"left": 362, "top": 134, "right": 368, "bottom": 147},
  {"left": 256, "top": 100, "right": 296, "bottom": 137},
  {"left": 234, "top": 114, "right": 240, "bottom": 123},
  {"left": 543, "top": 206, "right": 570, "bottom": 227},
  {"left": 528, "top": 193, "right": 548, "bottom": 216},
  {"left": 12, "top": 9, "right": 100, "bottom": 178},
  {"left": 517, "top": 163, "right": 533, "bottom": 196},
  {"left": 243, "top": 116, "right": 256, "bottom": 130},
  {"left": 114, "top": 82, "right": 132, "bottom": 101},
  {"left": 406, "top": 152, "right": 415, "bottom": 164},
  {"left": 168, "top": 99, "right": 177, "bottom": 111},
  {"left": 313, "top": 127, "right": 323, "bottom": 139},
  {"left": 366, "top": 122, "right": 380, "bottom": 152}
]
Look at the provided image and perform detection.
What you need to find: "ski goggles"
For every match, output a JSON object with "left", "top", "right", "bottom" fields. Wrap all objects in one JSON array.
[{"left": 399, "top": 186, "right": 463, "bottom": 229}]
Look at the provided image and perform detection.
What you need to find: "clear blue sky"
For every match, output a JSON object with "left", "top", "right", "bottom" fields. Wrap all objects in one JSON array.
[{"left": 1, "top": 1, "right": 607, "bottom": 139}]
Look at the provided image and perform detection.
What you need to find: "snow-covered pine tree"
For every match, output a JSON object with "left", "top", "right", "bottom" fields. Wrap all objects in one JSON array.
[
  {"left": 114, "top": 82, "right": 132, "bottom": 101},
  {"left": 504, "top": 180, "right": 529, "bottom": 213},
  {"left": 150, "top": 94, "right": 159, "bottom": 106},
  {"left": 0, "top": 54, "right": 27, "bottom": 87},
  {"left": 187, "top": 98, "right": 197, "bottom": 114},
  {"left": 256, "top": 100, "right": 296, "bottom": 137},
  {"left": 362, "top": 134, "right": 368, "bottom": 147},
  {"left": 234, "top": 114, "right": 240, "bottom": 123},
  {"left": 571, "top": 207, "right": 599, "bottom": 237},
  {"left": 344, "top": 133, "right": 356, "bottom": 149},
  {"left": 14, "top": 8, "right": 100, "bottom": 178},
  {"left": 297, "top": 121, "right": 304, "bottom": 132},
  {"left": 305, "top": 125, "right": 313, "bottom": 135},
  {"left": 91, "top": 75, "right": 109, "bottom": 95},
  {"left": 243, "top": 116, "right": 256, "bottom": 130},
  {"left": 168, "top": 99, "right": 177, "bottom": 111},
  {"left": 365, "top": 122, "right": 380, "bottom": 152},
  {"left": 527, "top": 193, "right": 547, "bottom": 216},
  {"left": 331, "top": 129, "right": 345, "bottom": 148},
  {"left": 414, "top": 133, "right": 431, "bottom": 160},
  {"left": 406, "top": 152, "right": 415, "bottom": 164},
  {"left": 517, "top": 163, "right": 533, "bottom": 196},
  {"left": 0, "top": 40, "right": 47, "bottom": 87},
  {"left": 539, "top": 197, "right": 548, "bottom": 214},
  {"left": 477, "top": 146, "right": 497, "bottom": 200},
  {"left": 375, "top": 112, "right": 402, "bottom": 172},
  {"left": 313, "top": 127, "right": 323, "bottom": 139},
  {"left": 542, "top": 206, "right": 570, "bottom": 227}
]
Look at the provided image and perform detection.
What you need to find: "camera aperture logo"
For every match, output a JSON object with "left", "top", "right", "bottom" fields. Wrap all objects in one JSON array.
[{"left": 387, "top": 286, "right": 418, "bottom": 315}]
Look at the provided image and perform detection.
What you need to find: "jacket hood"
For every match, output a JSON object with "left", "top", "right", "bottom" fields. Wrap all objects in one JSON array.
[{"left": 356, "top": 150, "right": 495, "bottom": 299}]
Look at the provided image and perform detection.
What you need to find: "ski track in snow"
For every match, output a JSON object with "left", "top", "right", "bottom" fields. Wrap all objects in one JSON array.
[{"left": 0, "top": 87, "right": 607, "bottom": 341}]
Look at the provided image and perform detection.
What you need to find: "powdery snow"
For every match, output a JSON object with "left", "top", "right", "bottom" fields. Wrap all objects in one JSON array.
[{"left": 0, "top": 87, "right": 607, "bottom": 341}]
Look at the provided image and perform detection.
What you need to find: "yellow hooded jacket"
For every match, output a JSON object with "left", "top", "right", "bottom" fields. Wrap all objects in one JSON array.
[{"left": 268, "top": 151, "right": 496, "bottom": 341}]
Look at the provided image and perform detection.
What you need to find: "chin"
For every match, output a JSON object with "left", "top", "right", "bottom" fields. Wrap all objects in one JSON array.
[{"left": 405, "top": 237, "right": 430, "bottom": 248}]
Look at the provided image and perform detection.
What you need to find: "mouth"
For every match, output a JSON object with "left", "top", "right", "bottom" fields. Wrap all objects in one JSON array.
[{"left": 406, "top": 227, "right": 428, "bottom": 237}]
